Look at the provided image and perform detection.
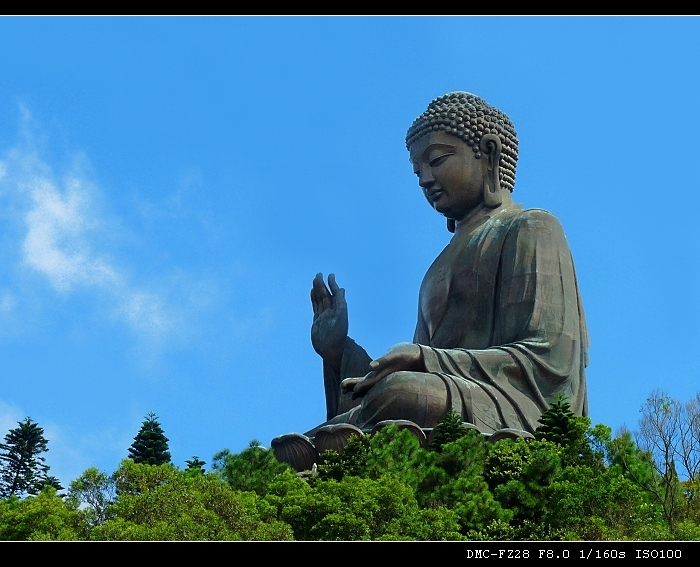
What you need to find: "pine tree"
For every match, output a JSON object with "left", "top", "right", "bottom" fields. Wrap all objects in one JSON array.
[
  {"left": 535, "top": 394, "right": 578, "bottom": 447},
  {"left": 185, "top": 456, "right": 206, "bottom": 474},
  {"left": 535, "top": 393, "right": 592, "bottom": 467},
  {"left": 431, "top": 408, "right": 469, "bottom": 451},
  {"left": 38, "top": 475, "right": 64, "bottom": 493},
  {"left": 0, "top": 417, "right": 51, "bottom": 498},
  {"left": 128, "top": 413, "right": 171, "bottom": 466}
]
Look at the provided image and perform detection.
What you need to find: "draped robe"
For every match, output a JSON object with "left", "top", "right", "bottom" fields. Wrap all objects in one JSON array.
[{"left": 319, "top": 203, "right": 588, "bottom": 434}]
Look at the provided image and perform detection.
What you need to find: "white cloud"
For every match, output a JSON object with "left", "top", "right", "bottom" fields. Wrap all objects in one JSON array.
[
  {"left": 0, "top": 110, "right": 183, "bottom": 344},
  {"left": 23, "top": 175, "right": 118, "bottom": 292}
]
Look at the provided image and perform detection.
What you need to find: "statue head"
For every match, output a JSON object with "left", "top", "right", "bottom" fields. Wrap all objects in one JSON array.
[{"left": 406, "top": 93, "right": 518, "bottom": 229}]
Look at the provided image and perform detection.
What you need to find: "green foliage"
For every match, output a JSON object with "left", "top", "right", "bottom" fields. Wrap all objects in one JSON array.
[
  {"left": 543, "top": 465, "right": 649, "bottom": 540},
  {"left": 128, "top": 413, "right": 171, "bottom": 466},
  {"left": 185, "top": 456, "right": 206, "bottom": 474},
  {"left": 317, "top": 434, "right": 370, "bottom": 481},
  {"left": 481, "top": 424, "right": 674, "bottom": 540},
  {"left": 211, "top": 440, "right": 291, "bottom": 496},
  {"left": 0, "top": 417, "right": 51, "bottom": 498},
  {"left": 6, "top": 389, "right": 700, "bottom": 540},
  {"left": 316, "top": 427, "right": 506, "bottom": 537},
  {"left": 413, "top": 432, "right": 510, "bottom": 534},
  {"left": 535, "top": 394, "right": 577, "bottom": 445},
  {"left": 91, "top": 460, "right": 292, "bottom": 540},
  {"left": 68, "top": 468, "right": 117, "bottom": 527},
  {"left": 365, "top": 426, "right": 423, "bottom": 481},
  {"left": 0, "top": 487, "right": 86, "bottom": 540},
  {"left": 535, "top": 394, "right": 595, "bottom": 468},
  {"left": 265, "top": 470, "right": 462, "bottom": 540},
  {"left": 431, "top": 408, "right": 469, "bottom": 451},
  {"left": 486, "top": 438, "right": 562, "bottom": 529},
  {"left": 37, "top": 476, "right": 64, "bottom": 493},
  {"left": 630, "top": 390, "right": 700, "bottom": 533}
]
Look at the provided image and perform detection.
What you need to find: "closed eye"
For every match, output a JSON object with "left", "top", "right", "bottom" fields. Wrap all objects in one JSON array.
[{"left": 429, "top": 153, "right": 452, "bottom": 167}]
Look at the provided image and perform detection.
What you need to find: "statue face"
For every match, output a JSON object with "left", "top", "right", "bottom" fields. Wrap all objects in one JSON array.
[{"left": 409, "top": 130, "right": 486, "bottom": 221}]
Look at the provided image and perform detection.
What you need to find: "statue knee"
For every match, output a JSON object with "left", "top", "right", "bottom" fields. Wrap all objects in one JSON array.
[{"left": 356, "top": 371, "right": 449, "bottom": 428}]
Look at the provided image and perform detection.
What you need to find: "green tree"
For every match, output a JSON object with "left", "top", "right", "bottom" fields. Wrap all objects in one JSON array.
[
  {"left": 545, "top": 463, "right": 658, "bottom": 540},
  {"left": 317, "top": 434, "right": 370, "bottom": 481},
  {"left": 633, "top": 391, "right": 689, "bottom": 532},
  {"left": 0, "top": 487, "right": 86, "bottom": 540},
  {"left": 412, "top": 431, "right": 510, "bottom": 534},
  {"left": 212, "top": 440, "right": 290, "bottom": 496},
  {"left": 0, "top": 418, "right": 51, "bottom": 498},
  {"left": 185, "top": 456, "right": 206, "bottom": 474},
  {"left": 128, "top": 413, "right": 171, "bottom": 466},
  {"left": 37, "top": 475, "right": 64, "bottom": 494},
  {"left": 535, "top": 393, "right": 594, "bottom": 468},
  {"left": 92, "top": 460, "right": 292, "bottom": 540},
  {"left": 484, "top": 437, "right": 563, "bottom": 537},
  {"left": 365, "top": 426, "right": 424, "bottom": 482},
  {"left": 431, "top": 408, "right": 470, "bottom": 451},
  {"left": 265, "top": 469, "right": 462, "bottom": 541},
  {"left": 326, "top": 426, "right": 507, "bottom": 536},
  {"left": 68, "top": 468, "right": 117, "bottom": 527}
]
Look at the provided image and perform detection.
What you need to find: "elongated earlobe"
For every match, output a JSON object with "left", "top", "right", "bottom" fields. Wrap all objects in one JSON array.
[
  {"left": 480, "top": 133, "right": 503, "bottom": 208},
  {"left": 447, "top": 218, "right": 456, "bottom": 233}
]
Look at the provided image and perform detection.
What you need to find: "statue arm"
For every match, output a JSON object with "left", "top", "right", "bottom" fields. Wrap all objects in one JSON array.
[
  {"left": 323, "top": 337, "right": 372, "bottom": 420},
  {"left": 417, "top": 210, "right": 588, "bottom": 426},
  {"left": 413, "top": 303, "right": 430, "bottom": 345}
]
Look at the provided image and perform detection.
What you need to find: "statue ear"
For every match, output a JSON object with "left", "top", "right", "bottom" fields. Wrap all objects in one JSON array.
[
  {"left": 479, "top": 133, "right": 503, "bottom": 208},
  {"left": 447, "top": 218, "right": 456, "bottom": 233}
]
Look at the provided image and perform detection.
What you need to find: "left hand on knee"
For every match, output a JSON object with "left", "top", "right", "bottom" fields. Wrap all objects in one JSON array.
[{"left": 347, "top": 342, "right": 424, "bottom": 398}]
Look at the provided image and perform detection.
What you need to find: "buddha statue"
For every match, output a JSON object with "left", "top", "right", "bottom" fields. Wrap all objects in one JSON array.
[{"left": 272, "top": 92, "right": 589, "bottom": 470}]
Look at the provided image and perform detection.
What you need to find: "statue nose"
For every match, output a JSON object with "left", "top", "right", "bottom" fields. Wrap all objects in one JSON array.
[{"left": 419, "top": 169, "right": 435, "bottom": 189}]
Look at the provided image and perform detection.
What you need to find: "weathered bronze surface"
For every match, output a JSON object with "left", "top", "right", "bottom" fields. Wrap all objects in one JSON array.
[
  {"left": 308, "top": 92, "right": 588, "bottom": 436},
  {"left": 275, "top": 92, "right": 588, "bottom": 467}
]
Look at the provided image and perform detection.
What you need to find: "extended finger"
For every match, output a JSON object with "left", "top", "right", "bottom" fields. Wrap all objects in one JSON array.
[
  {"left": 352, "top": 369, "right": 392, "bottom": 398},
  {"left": 328, "top": 273, "right": 340, "bottom": 295},
  {"left": 341, "top": 377, "right": 363, "bottom": 393},
  {"left": 328, "top": 274, "right": 347, "bottom": 310},
  {"left": 311, "top": 288, "right": 320, "bottom": 317},
  {"left": 369, "top": 353, "right": 394, "bottom": 371},
  {"left": 310, "top": 276, "right": 322, "bottom": 315},
  {"left": 313, "top": 273, "right": 332, "bottom": 310},
  {"left": 313, "top": 273, "right": 327, "bottom": 296}
]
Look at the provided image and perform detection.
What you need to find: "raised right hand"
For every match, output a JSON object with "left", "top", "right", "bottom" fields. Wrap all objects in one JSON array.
[{"left": 311, "top": 273, "right": 348, "bottom": 371}]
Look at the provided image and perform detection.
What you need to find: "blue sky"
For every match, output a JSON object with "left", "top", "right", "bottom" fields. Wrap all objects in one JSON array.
[{"left": 0, "top": 17, "right": 699, "bottom": 484}]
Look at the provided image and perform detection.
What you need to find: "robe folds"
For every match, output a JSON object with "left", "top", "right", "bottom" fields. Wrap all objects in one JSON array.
[{"left": 321, "top": 204, "right": 589, "bottom": 434}]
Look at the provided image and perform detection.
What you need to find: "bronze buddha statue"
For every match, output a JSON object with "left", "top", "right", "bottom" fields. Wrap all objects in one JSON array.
[{"left": 273, "top": 92, "right": 588, "bottom": 469}]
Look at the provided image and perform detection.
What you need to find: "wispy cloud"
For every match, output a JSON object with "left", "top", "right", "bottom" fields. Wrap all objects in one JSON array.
[
  {"left": 0, "top": 109, "right": 183, "bottom": 344},
  {"left": 23, "top": 175, "right": 119, "bottom": 292}
]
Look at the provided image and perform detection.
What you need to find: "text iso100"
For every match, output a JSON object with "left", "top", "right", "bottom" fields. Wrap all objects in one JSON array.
[{"left": 636, "top": 550, "right": 682, "bottom": 559}]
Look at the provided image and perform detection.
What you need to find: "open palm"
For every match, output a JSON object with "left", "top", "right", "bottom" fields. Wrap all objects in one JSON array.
[{"left": 311, "top": 273, "right": 348, "bottom": 371}]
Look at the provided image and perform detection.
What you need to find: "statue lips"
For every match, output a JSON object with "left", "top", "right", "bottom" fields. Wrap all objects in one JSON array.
[{"left": 427, "top": 189, "right": 445, "bottom": 205}]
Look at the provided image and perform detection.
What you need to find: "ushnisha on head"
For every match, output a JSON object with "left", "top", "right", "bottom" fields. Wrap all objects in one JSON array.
[{"left": 406, "top": 92, "right": 518, "bottom": 194}]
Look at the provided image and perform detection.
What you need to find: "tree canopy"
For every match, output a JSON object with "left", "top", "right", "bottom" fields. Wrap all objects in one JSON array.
[
  {"left": 5, "top": 391, "right": 700, "bottom": 540},
  {"left": 0, "top": 418, "right": 52, "bottom": 499},
  {"left": 128, "top": 413, "right": 171, "bottom": 466}
]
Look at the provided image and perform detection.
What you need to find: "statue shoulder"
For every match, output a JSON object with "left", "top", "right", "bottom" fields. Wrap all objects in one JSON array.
[
  {"left": 503, "top": 207, "right": 571, "bottom": 251},
  {"left": 510, "top": 207, "right": 567, "bottom": 234}
]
